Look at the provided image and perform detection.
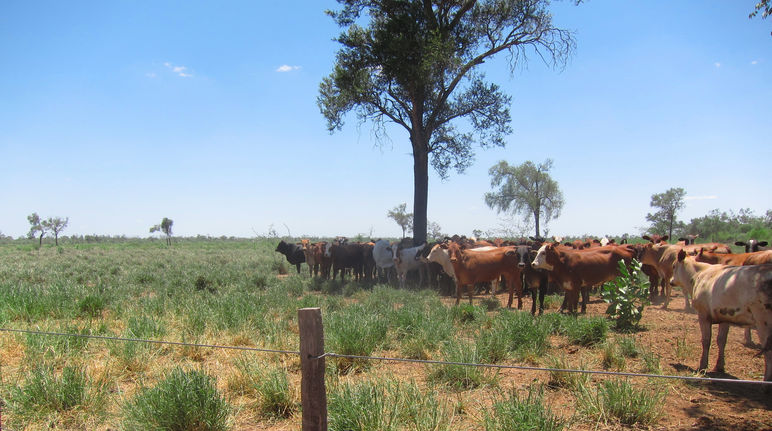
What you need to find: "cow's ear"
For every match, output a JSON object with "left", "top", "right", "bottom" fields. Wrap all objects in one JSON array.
[
  {"left": 661, "top": 235, "right": 669, "bottom": 241},
  {"left": 760, "top": 241, "right": 769, "bottom": 247},
  {"left": 735, "top": 241, "right": 746, "bottom": 247},
  {"left": 641, "top": 235, "right": 651, "bottom": 241},
  {"left": 584, "top": 242, "right": 591, "bottom": 248},
  {"left": 677, "top": 249, "right": 686, "bottom": 262}
]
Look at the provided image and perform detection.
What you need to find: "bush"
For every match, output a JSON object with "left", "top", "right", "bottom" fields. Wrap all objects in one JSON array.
[
  {"left": 601, "top": 259, "right": 650, "bottom": 331},
  {"left": 122, "top": 368, "right": 231, "bottom": 431},
  {"left": 483, "top": 385, "right": 565, "bottom": 431}
]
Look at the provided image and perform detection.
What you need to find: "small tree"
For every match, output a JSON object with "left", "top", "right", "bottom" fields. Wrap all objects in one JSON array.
[
  {"left": 602, "top": 259, "right": 650, "bottom": 331},
  {"left": 27, "top": 212, "right": 46, "bottom": 246},
  {"left": 387, "top": 204, "right": 413, "bottom": 239},
  {"left": 43, "top": 217, "right": 69, "bottom": 246},
  {"left": 485, "top": 159, "right": 564, "bottom": 238},
  {"left": 645, "top": 188, "right": 686, "bottom": 240},
  {"left": 150, "top": 217, "right": 174, "bottom": 246}
]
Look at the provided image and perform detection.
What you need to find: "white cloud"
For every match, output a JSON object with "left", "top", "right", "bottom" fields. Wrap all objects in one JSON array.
[
  {"left": 751, "top": 60, "right": 759, "bottom": 65},
  {"left": 164, "top": 62, "right": 193, "bottom": 77},
  {"left": 714, "top": 62, "right": 721, "bottom": 68},
  {"left": 685, "top": 195, "right": 718, "bottom": 201},
  {"left": 276, "top": 65, "right": 301, "bottom": 72},
  {"left": 145, "top": 72, "right": 157, "bottom": 78}
]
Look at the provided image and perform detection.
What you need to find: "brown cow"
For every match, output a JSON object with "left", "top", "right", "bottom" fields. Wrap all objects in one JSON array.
[
  {"left": 445, "top": 242, "right": 523, "bottom": 306},
  {"left": 670, "top": 250, "right": 772, "bottom": 384},
  {"left": 637, "top": 243, "right": 686, "bottom": 309},
  {"left": 532, "top": 243, "right": 635, "bottom": 314}
]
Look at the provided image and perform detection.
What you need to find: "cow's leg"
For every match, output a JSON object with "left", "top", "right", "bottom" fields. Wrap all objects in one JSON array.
[
  {"left": 714, "top": 323, "right": 729, "bottom": 373},
  {"left": 580, "top": 286, "right": 590, "bottom": 314},
  {"left": 296, "top": 263, "right": 302, "bottom": 274},
  {"left": 455, "top": 281, "right": 462, "bottom": 305},
  {"left": 514, "top": 274, "right": 523, "bottom": 310},
  {"left": 744, "top": 327, "right": 756, "bottom": 345},
  {"left": 698, "top": 317, "right": 712, "bottom": 372}
]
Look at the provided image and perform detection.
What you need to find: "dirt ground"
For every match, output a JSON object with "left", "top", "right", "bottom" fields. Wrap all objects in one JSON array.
[{"left": 239, "top": 286, "right": 772, "bottom": 431}]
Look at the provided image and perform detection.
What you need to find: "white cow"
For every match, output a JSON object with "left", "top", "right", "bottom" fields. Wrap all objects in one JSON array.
[
  {"left": 372, "top": 239, "right": 396, "bottom": 284},
  {"left": 392, "top": 242, "right": 426, "bottom": 289},
  {"left": 670, "top": 249, "right": 772, "bottom": 383}
]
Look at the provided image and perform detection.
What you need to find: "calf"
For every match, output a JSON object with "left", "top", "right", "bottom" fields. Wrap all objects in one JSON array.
[
  {"left": 446, "top": 242, "right": 522, "bottom": 306},
  {"left": 670, "top": 249, "right": 772, "bottom": 384},
  {"left": 532, "top": 243, "right": 634, "bottom": 314},
  {"left": 637, "top": 243, "right": 685, "bottom": 309},
  {"left": 300, "top": 240, "right": 318, "bottom": 277},
  {"left": 736, "top": 239, "right": 770, "bottom": 253},
  {"left": 275, "top": 240, "right": 305, "bottom": 274}
]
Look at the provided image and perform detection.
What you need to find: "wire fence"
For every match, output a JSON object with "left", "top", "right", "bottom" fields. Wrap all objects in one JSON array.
[{"left": 1, "top": 326, "right": 770, "bottom": 386}]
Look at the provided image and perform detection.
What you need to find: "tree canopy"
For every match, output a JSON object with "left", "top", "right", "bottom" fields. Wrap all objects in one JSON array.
[
  {"left": 645, "top": 187, "right": 686, "bottom": 239},
  {"left": 387, "top": 203, "right": 413, "bottom": 238},
  {"left": 319, "top": 0, "right": 575, "bottom": 244},
  {"left": 150, "top": 217, "right": 174, "bottom": 246},
  {"left": 484, "top": 159, "right": 563, "bottom": 238}
]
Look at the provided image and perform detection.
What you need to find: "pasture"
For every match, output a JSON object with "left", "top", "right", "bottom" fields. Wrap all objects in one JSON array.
[{"left": 0, "top": 239, "right": 769, "bottom": 430}]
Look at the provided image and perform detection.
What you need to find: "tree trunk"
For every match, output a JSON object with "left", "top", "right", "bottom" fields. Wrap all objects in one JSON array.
[
  {"left": 534, "top": 210, "right": 541, "bottom": 239},
  {"left": 55, "top": 234, "right": 58, "bottom": 246},
  {"left": 411, "top": 133, "right": 429, "bottom": 246},
  {"left": 38, "top": 233, "right": 43, "bottom": 247}
]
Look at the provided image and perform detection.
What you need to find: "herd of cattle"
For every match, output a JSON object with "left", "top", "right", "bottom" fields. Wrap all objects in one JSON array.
[{"left": 276, "top": 235, "right": 772, "bottom": 384}]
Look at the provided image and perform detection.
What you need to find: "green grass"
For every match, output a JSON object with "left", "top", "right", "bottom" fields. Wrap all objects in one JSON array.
[
  {"left": 483, "top": 385, "right": 565, "bottom": 431},
  {"left": 576, "top": 379, "right": 667, "bottom": 426},
  {"left": 427, "top": 340, "right": 493, "bottom": 390},
  {"left": 121, "top": 367, "right": 232, "bottom": 431}
]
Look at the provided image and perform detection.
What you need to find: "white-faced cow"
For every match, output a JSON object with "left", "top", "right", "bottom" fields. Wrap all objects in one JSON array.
[{"left": 736, "top": 239, "right": 770, "bottom": 253}]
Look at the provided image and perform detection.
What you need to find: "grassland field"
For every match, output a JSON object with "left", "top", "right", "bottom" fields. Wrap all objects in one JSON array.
[{"left": 0, "top": 238, "right": 769, "bottom": 430}]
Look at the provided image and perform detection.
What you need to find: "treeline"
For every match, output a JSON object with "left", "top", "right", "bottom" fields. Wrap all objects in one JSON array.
[{"left": 678, "top": 208, "right": 772, "bottom": 243}]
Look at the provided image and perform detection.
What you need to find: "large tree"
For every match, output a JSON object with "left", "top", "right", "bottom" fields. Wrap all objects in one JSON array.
[
  {"left": 150, "top": 217, "right": 174, "bottom": 246},
  {"left": 484, "top": 159, "right": 563, "bottom": 238},
  {"left": 646, "top": 187, "right": 686, "bottom": 240},
  {"left": 319, "top": 0, "right": 575, "bottom": 245}
]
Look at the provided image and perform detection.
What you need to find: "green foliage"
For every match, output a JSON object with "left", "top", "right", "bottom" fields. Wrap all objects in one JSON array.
[
  {"left": 682, "top": 208, "right": 772, "bottom": 243},
  {"left": 327, "top": 304, "right": 389, "bottom": 373},
  {"left": 387, "top": 203, "right": 413, "bottom": 238},
  {"left": 646, "top": 187, "right": 686, "bottom": 238},
  {"left": 328, "top": 378, "right": 455, "bottom": 431},
  {"left": 485, "top": 159, "right": 564, "bottom": 237},
  {"left": 78, "top": 294, "right": 106, "bottom": 319},
  {"left": 483, "top": 385, "right": 565, "bottom": 431},
  {"left": 576, "top": 379, "right": 666, "bottom": 426},
  {"left": 601, "top": 259, "right": 650, "bottom": 331},
  {"left": 121, "top": 368, "right": 231, "bottom": 431},
  {"left": 476, "top": 311, "right": 550, "bottom": 363}
]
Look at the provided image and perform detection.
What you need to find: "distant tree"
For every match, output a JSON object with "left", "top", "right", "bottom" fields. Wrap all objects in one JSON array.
[
  {"left": 427, "top": 221, "right": 444, "bottom": 242},
  {"left": 42, "top": 217, "right": 69, "bottom": 246},
  {"left": 646, "top": 187, "right": 686, "bottom": 240},
  {"left": 387, "top": 204, "right": 413, "bottom": 239},
  {"left": 319, "top": 0, "right": 576, "bottom": 246},
  {"left": 749, "top": 0, "right": 771, "bottom": 35},
  {"left": 484, "top": 159, "right": 564, "bottom": 238},
  {"left": 150, "top": 217, "right": 174, "bottom": 246},
  {"left": 27, "top": 212, "right": 46, "bottom": 246}
]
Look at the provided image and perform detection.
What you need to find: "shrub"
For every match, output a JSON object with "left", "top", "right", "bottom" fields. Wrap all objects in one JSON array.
[
  {"left": 617, "top": 336, "right": 639, "bottom": 358},
  {"left": 121, "top": 367, "right": 231, "bottom": 431},
  {"left": 576, "top": 379, "right": 666, "bottom": 426},
  {"left": 600, "top": 342, "right": 626, "bottom": 371},
  {"left": 483, "top": 385, "right": 565, "bottom": 431},
  {"left": 476, "top": 311, "right": 550, "bottom": 363},
  {"left": 601, "top": 259, "right": 650, "bottom": 331},
  {"left": 451, "top": 303, "right": 485, "bottom": 324}
]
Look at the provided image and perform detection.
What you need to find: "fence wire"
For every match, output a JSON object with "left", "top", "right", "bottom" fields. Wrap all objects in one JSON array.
[{"left": 1, "top": 327, "right": 770, "bottom": 387}]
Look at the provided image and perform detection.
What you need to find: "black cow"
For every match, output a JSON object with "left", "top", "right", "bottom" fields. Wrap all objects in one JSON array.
[
  {"left": 735, "top": 239, "right": 769, "bottom": 253},
  {"left": 275, "top": 240, "right": 305, "bottom": 274},
  {"left": 514, "top": 242, "right": 549, "bottom": 315},
  {"left": 329, "top": 242, "right": 367, "bottom": 283}
]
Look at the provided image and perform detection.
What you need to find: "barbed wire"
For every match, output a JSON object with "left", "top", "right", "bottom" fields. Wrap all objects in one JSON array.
[
  {"left": 1, "top": 327, "right": 770, "bottom": 387},
  {"left": 0, "top": 327, "right": 300, "bottom": 356},
  {"left": 317, "top": 352, "right": 772, "bottom": 386}
]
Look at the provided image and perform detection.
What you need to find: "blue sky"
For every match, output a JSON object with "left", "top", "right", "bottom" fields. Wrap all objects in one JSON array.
[{"left": 1, "top": 1, "right": 770, "bottom": 239}]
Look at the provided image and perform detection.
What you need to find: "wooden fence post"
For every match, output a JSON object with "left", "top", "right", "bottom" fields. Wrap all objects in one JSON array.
[{"left": 298, "top": 307, "right": 327, "bottom": 431}]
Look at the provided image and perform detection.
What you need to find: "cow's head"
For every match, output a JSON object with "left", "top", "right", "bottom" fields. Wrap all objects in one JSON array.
[
  {"left": 670, "top": 249, "right": 690, "bottom": 289},
  {"left": 514, "top": 245, "right": 533, "bottom": 269},
  {"left": 447, "top": 242, "right": 464, "bottom": 263},
  {"left": 531, "top": 243, "right": 557, "bottom": 271},
  {"left": 642, "top": 234, "right": 668, "bottom": 244},
  {"left": 735, "top": 239, "right": 768, "bottom": 253}
]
